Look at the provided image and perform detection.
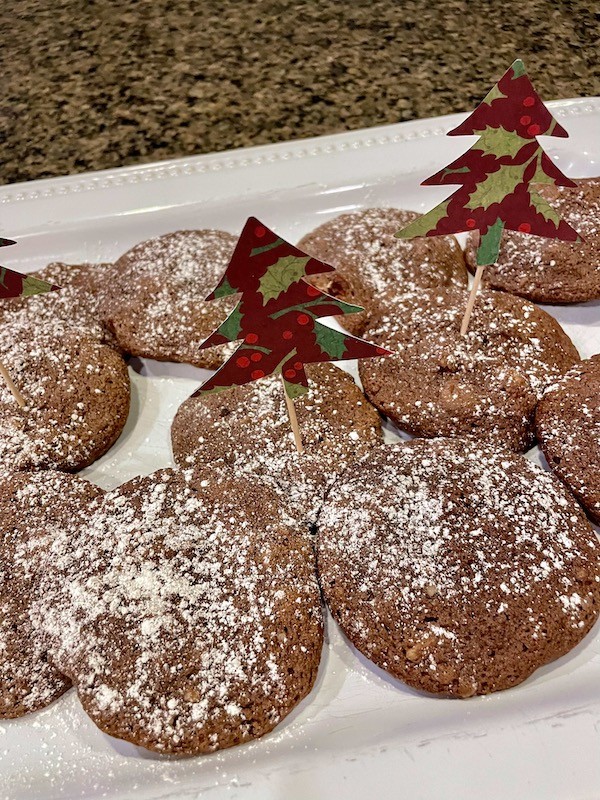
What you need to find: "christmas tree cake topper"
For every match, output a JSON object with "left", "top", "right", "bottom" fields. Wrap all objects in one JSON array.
[
  {"left": 0, "top": 237, "right": 60, "bottom": 407},
  {"left": 193, "top": 217, "right": 392, "bottom": 452},
  {"left": 396, "top": 59, "right": 581, "bottom": 334}
]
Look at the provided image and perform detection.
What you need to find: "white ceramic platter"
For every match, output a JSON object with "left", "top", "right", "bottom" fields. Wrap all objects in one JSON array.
[{"left": 1, "top": 98, "right": 599, "bottom": 800}]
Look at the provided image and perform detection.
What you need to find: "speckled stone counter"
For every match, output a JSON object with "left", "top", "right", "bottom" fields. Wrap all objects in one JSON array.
[{"left": 1, "top": 0, "right": 598, "bottom": 184}]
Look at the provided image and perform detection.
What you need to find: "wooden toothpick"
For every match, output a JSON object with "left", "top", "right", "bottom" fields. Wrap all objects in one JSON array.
[
  {"left": 0, "top": 361, "right": 25, "bottom": 408},
  {"left": 460, "top": 264, "right": 485, "bottom": 336},
  {"left": 281, "top": 375, "right": 304, "bottom": 454}
]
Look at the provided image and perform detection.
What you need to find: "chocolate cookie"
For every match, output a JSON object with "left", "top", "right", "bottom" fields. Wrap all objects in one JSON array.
[
  {"left": 0, "top": 261, "right": 118, "bottom": 349},
  {"left": 465, "top": 179, "right": 600, "bottom": 304},
  {"left": 0, "top": 330, "right": 130, "bottom": 471},
  {"left": 359, "top": 286, "right": 579, "bottom": 451},
  {"left": 298, "top": 208, "right": 468, "bottom": 334},
  {"left": 171, "top": 363, "right": 383, "bottom": 525},
  {"left": 32, "top": 469, "right": 323, "bottom": 754},
  {"left": 99, "top": 230, "right": 238, "bottom": 369},
  {"left": 535, "top": 355, "right": 600, "bottom": 524},
  {"left": 0, "top": 470, "right": 103, "bottom": 718},
  {"left": 317, "top": 439, "right": 600, "bottom": 698}
]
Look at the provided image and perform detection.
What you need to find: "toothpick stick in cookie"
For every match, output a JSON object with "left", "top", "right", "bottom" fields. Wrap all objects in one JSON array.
[
  {"left": 0, "top": 239, "right": 59, "bottom": 407},
  {"left": 191, "top": 217, "right": 392, "bottom": 453},
  {"left": 396, "top": 59, "right": 581, "bottom": 335}
]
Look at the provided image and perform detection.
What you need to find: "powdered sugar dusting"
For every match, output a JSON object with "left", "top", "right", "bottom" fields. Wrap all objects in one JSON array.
[
  {"left": 466, "top": 179, "right": 600, "bottom": 303},
  {"left": 172, "top": 363, "right": 383, "bottom": 526},
  {"left": 300, "top": 207, "right": 467, "bottom": 298},
  {"left": 0, "top": 329, "right": 130, "bottom": 471},
  {"left": 100, "top": 230, "right": 239, "bottom": 369},
  {"left": 536, "top": 355, "right": 600, "bottom": 523},
  {"left": 0, "top": 262, "right": 117, "bottom": 349},
  {"left": 31, "top": 469, "right": 323, "bottom": 754},
  {"left": 317, "top": 440, "right": 600, "bottom": 697},
  {"left": 359, "top": 286, "right": 579, "bottom": 451},
  {"left": 1, "top": 471, "right": 102, "bottom": 718}
]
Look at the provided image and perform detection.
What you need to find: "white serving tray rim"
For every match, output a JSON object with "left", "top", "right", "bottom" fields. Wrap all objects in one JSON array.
[{"left": 1, "top": 96, "right": 598, "bottom": 205}]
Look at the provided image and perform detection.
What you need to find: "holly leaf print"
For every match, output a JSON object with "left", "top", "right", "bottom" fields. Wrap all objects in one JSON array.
[
  {"left": 396, "top": 200, "right": 450, "bottom": 239},
  {"left": 314, "top": 323, "right": 347, "bottom": 359},
  {"left": 473, "top": 127, "right": 531, "bottom": 159},
  {"left": 529, "top": 192, "right": 561, "bottom": 226},
  {"left": 258, "top": 256, "right": 309, "bottom": 305},
  {"left": 480, "top": 83, "right": 507, "bottom": 106},
  {"left": 529, "top": 158, "right": 557, "bottom": 187},
  {"left": 465, "top": 163, "right": 526, "bottom": 211},
  {"left": 282, "top": 378, "right": 308, "bottom": 399},
  {"left": 20, "top": 275, "right": 56, "bottom": 297},
  {"left": 213, "top": 276, "right": 236, "bottom": 299},
  {"left": 215, "top": 303, "right": 243, "bottom": 341}
]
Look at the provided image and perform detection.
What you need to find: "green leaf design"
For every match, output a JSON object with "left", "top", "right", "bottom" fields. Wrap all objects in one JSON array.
[
  {"left": 473, "top": 127, "right": 531, "bottom": 159},
  {"left": 480, "top": 83, "right": 507, "bottom": 106},
  {"left": 258, "top": 256, "right": 309, "bottom": 305},
  {"left": 314, "top": 323, "right": 347, "bottom": 360},
  {"left": 195, "top": 383, "right": 229, "bottom": 397},
  {"left": 441, "top": 165, "right": 470, "bottom": 178},
  {"left": 477, "top": 219, "right": 505, "bottom": 265},
  {"left": 283, "top": 379, "right": 308, "bottom": 400},
  {"left": 21, "top": 275, "right": 55, "bottom": 297},
  {"left": 250, "top": 238, "right": 283, "bottom": 257},
  {"left": 216, "top": 303, "right": 243, "bottom": 341},
  {"left": 395, "top": 200, "right": 450, "bottom": 239},
  {"left": 466, "top": 164, "right": 526, "bottom": 211},
  {"left": 330, "top": 297, "right": 364, "bottom": 316},
  {"left": 529, "top": 156, "right": 555, "bottom": 186},
  {"left": 530, "top": 192, "right": 561, "bottom": 226},
  {"left": 213, "top": 276, "right": 236, "bottom": 299},
  {"left": 511, "top": 59, "right": 526, "bottom": 78}
]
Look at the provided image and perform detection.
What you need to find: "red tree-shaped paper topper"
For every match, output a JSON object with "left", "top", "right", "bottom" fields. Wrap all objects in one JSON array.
[
  {"left": 193, "top": 217, "right": 392, "bottom": 451},
  {"left": 0, "top": 236, "right": 59, "bottom": 407},
  {"left": 397, "top": 59, "right": 581, "bottom": 334}
]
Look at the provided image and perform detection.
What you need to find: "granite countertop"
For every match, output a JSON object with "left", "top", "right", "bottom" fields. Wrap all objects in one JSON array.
[{"left": 1, "top": 0, "right": 598, "bottom": 185}]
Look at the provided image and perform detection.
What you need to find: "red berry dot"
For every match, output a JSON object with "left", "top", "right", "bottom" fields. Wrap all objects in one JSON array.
[
  {"left": 518, "top": 222, "right": 531, "bottom": 233},
  {"left": 466, "top": 218, "right": 477, "bottom": 229},
  {"left": 376, "top": 347, "right": 388, "bottom": 355},
  {"left": 284, "top": 369, "right": 296, "bottom": 379},
  {"left": 297, "top": 313, "right": 310, "bottom": 325},
  {"left": 527, "top": 124, "right": 541, "bottom": 137},
  {"left": 250, "top": 352, "right": 262, "bottom": 362},
  {"left": 236, "top": 356, "right": 250, "bottom": 368},
  {"left": 520, "top": 115, "right": 531, "bottom": 125},
  {"left": 254, "top": 225, "right": 266, "bottom": 238},
  {"left": 293, "top": 361, "right": 302, "bottom": 370},
  {"left": 523, "top": 96, "right": 535, "bottom": 107},
  {"left": 282, "top": 330, "right": 293, "bottom": 340},
  {"left": 306, "top": 284, "right": 320, "bottom": 297},
  {"left": 245, "top": 333, "right": 258, "bottom": 344},
  {"left": 251, "top": 369, "right": 265, "bottom": 380}
]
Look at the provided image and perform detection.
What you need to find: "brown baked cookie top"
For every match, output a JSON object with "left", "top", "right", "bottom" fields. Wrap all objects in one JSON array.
[
  {"left": 31, "top": 469, "right": 323, "bottom": 755},
  {"left": 0, "top": 330, "right": 130, "bottom": 471},
  {"left": 465, "top": 179, "right": 600, "bottom": 304},
  {"left": 298, "top": 208, "right": 467, "bottom": 334},
  {"left": 0, "top": 470, "right": 103, "bottom": 718},
  {"left": 317, "top": 439, "right": 600, "bottom": 698},
  {"left": 358, "top": 286, "right": 579, "bottom": 451},
  {"left": 535, "top": 354, "right": 600, "bottom": 524},
  {"left": 0, "top": 262, "right": 119, "bottom": 350},
  {"left": 171, "top": 363, "right": 383, "bottom": 526},
  {"left": 99, "top": 230, "right": 238, "bottom": 370}
]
